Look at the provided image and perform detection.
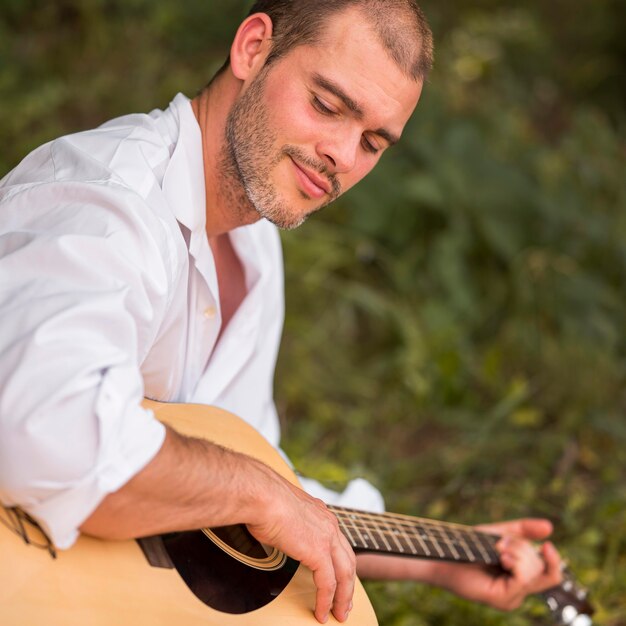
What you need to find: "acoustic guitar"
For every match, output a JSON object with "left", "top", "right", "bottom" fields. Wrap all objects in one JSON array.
[{"left": 0, "top": 401, "right": 594, "bottom": 625}]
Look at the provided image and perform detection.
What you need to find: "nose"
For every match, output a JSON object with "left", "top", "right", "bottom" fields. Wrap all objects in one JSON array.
[{"left": 316, "top": 130, "right": 359, "bottom": 174}]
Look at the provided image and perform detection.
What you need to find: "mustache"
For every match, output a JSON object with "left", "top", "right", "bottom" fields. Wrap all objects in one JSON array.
[{"left": 282, "top": 145, "right": 341, "bottom": 198}]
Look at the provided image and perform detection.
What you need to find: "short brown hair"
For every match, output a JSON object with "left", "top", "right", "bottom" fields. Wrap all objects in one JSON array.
[
  {"left": 248, "top": 0, "right": 433, "bottom": 81},
  {"left": 212, "top": 0, "right": 433, "bottom": 84}
]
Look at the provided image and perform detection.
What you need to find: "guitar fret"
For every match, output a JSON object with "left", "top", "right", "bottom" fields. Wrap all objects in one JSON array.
[
  {"left": 467, "top": 530, "right": 492, "bottom": 564},
  {"left": 336, "top": 515, "right": 358, "bottom": 548},
  {"left": 476, "top": 533, "right": 499, "bottom": 565},
  {"left": 348, "top": 514, "right": 371, "bottom": 549},
  {"left": 411, "top": 524, "right": 432, "bottom": 557},
  {"left": 422, "top": 525, "right": 446, "bottom": 559},
  {"left": 450, "top": 528, "right": 477, "bottom": 562},
  {"left": 375, "top": 522, "right": 393, "bottom": 552},
  {"left": 359, "top": 522, "right": 381, "bottom": 550},
  {"left": 330, "top": 507, "right": 502, "bottom": 567},
  {"left": 384, "top": 520, "right": 406, "bottom": 553},
  {"left": 439, "top": 525, "right": 461, "bottom": 560},
  {"left": 398, "top": 524, "right": 418, "bottom": 555},
  {"left": 337, "top": 514, "right": 384, "bottom": 551},
  {"left": 349, "top": 520, "right": 380, "bottom": 549},
  {"left": 354, "top": 519, "right": 384, "bottom": 551}
]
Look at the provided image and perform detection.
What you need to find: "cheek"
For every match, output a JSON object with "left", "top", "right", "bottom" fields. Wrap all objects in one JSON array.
[
  {"left": 262, "top": 80, "right": 324, "bottom": 144},
  {"left": 277, "top": 106, "right": 323, "bottom": 146}
]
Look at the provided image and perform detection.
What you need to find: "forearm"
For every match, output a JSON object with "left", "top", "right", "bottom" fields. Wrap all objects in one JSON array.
[
  {"left": 356, "top": 552, "right": 444, "bottom": 584},
  {"left": 356, "top": 552, "right": 493, "bottom": 593},
  {"left": 80, "top": 424, "right": 271, "bottom": 539}
]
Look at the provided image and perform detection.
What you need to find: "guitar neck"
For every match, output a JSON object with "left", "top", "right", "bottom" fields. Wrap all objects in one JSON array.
[{"left": 329, "top": 506, "right": 501, "bottom": 567}]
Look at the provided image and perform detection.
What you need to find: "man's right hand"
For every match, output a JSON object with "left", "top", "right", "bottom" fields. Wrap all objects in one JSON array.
[{"left": 245, "top": 461, "right": 356, "bottom": 623}]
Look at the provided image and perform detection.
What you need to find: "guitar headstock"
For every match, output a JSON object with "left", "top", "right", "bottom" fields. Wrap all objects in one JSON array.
[{"left": 542, "top": 568, "right": 595, "bottom": 626}]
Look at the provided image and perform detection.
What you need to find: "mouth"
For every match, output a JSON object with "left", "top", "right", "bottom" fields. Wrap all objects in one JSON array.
[{"left": 289, "top": 157, "right": 331, "bottom": 199}]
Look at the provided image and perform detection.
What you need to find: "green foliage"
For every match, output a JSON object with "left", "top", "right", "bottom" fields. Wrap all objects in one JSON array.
[
  {"left": 278, "top": 4, "right": 626, "bottom": 623},
  {"left": 1, "top": 0, "right": 624, "bottom": 623}
]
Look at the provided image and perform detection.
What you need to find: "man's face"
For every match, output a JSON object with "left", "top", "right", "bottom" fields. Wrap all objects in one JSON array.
[{"left": 224, "top": 9, "right": 423, "bottom": 230}]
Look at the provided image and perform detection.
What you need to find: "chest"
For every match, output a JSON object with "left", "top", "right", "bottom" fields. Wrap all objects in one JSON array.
[
  {"left": 141, "top": 227, "right": 269, "bottom": 405},
  {"left": 209, "top": 234, "right": 247, "bottom": 335}
]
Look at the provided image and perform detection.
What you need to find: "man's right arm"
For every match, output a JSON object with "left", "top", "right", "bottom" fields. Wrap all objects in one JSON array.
[
  {"left": 80, "top": 424, "right": 356, "bottom": 625},
  {"left": 0, "top": 182, "right": 353, "bottom": 624}
]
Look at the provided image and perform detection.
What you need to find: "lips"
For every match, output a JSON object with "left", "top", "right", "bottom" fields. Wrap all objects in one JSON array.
[{"left": 290, "top": 157, "right": 331, "bottom": 199}]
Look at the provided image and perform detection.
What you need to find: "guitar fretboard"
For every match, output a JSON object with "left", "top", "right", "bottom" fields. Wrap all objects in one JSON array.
[{"left": 329, "top": 506, "right": 501, "bottom": 566}]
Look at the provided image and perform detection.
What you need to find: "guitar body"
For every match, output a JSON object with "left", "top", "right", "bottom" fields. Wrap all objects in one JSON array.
[{"left": 0, "top": 401, "right": 377, "bottom": 626}]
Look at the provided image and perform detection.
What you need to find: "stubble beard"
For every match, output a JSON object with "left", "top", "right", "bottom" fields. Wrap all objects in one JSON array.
[{"left": 220, "top": 70, "right": 340, "bottom": 231}]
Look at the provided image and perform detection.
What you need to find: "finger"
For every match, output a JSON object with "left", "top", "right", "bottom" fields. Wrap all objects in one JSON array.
[
  {"left": 497, "top": 538, "right": 564, "bottom": 597},
  {"left": 478, "top": 518, "right": 554, "bottom": 541},
  {"left": 330, "top": 536, "right": 356, "bottom": 622},
  {"left": 496, "top": 539, "right": 517, "bottom": 573},
  {"left": 538, "top": 541, "right": 563, "bottom": 588},
  {"left": 496, "top": 537, "right": 542, "bottom": 575},
  {"left": 517, "top": 518, "right": 553, "bottom": 540},
  {"left": 312, "top": 558, "right": 337, "bottom": 624}
]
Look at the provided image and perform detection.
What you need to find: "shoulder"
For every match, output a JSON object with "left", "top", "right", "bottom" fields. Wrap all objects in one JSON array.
[
  {"left": 1, "top": 104, "right": 173, "bottom": 203},
  {"left": 0, "top": 102, "right": 189, "bottom": 275}
]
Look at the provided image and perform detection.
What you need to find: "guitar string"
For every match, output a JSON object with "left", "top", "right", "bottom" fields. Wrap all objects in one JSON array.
[
  {"left": 334, "top": 511, "right": 576, "bottom": 572},
  {"left": 336, "top": 526, "right": 500, "bottom": 565},
  {"left": 330, "top": 508, "right": 499, "bottom": 549},
  {"left": 330, "top": 506, "right": 500, "bottom": 548},
  {"left": 330, "top": 509, "right": 500, "bottom": 563},
  {"left": 337, "top": 520, "right": 498, "bottom": 563},
  {"left": 336, "top": 518, "right": 493, "bottom": 550},
  {"left": 336, "top": 521, "right": 490, "bottom": 555},
  {"left": 330, "top": 505, "right": 501, "bottom": 539}
]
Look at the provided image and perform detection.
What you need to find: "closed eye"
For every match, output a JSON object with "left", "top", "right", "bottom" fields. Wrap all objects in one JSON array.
[
  {"left": 312, "top": 96, "right": 336, "bottom": 116},
  {"left": 313, "top": 93, "right": 382, "bottom": 154},
  {"left": 361, "top": 135, "right": 381, "bottom": 154}
]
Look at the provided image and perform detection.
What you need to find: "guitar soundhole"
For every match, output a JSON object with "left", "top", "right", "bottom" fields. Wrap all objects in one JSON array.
[{"left": 161, "top": 525, "right": 299, "bottom": 614}]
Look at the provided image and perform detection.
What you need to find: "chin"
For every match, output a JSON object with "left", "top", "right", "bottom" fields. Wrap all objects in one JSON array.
[
  {"left": 261, "top": 212, "right": 306, "bottom": 231},
  {"left": 247, "top": 179, "right": 325, "bottom": 230}
]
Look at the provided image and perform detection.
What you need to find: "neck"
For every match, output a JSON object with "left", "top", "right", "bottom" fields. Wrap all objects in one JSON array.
[
  {"left": 329, "top": 506, "right": 501, "bottom": 566},
  {"left": 191, "top": 76, "right": 261, "bottom": 238}
]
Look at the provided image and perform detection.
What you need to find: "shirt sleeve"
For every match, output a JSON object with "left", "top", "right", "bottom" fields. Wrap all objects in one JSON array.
[
  {"left": 298, "top": 476, "right": 385, "bottom": 513},
  {"left": 0, "top": 181, "right": 171, "bottom": 548}
]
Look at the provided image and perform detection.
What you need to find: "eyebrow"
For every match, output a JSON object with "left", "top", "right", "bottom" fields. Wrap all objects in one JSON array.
[{"left": 311, "top": 72, "right": 400, "bottom": 147}]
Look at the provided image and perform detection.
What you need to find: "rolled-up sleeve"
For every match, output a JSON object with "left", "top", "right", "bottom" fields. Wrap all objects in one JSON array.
[{"left": 0, "top": 181, "right": 170, "bottom": 548}]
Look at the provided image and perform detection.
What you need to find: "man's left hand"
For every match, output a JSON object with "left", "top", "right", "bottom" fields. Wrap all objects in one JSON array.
[
  {"left": 356, "top": 517, "right": 563, "bottom": 612},
  {"left": 436, "top": 518, "right": 563, "bottom": 610}
]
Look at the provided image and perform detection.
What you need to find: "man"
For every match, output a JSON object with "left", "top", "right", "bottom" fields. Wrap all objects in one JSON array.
[{"left": 0, "top": 0, "right": 562, "bottom": 623}]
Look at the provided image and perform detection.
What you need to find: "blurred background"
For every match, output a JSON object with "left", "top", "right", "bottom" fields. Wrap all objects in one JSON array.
[{"left": 1, "top": 1, "right": 624, "bottom": 623}]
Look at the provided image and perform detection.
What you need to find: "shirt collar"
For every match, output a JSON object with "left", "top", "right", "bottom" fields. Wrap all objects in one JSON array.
[{"left": 160, "top": 93, "right": 207, "bottom": 237}]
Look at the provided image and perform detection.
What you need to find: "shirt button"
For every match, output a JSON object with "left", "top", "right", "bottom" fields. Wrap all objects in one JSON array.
[{"left": 203, "top": 305, "right": 217, "bottom": 319}]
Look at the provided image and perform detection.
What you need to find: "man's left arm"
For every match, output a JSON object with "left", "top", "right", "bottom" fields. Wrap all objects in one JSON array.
[{"left": 356, "top": 518, "right": 562, "bottom": 611}]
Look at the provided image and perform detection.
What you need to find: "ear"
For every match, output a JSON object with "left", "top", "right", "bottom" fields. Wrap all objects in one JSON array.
[{"left": 230, "top": 13, "right": 274, "bottom": 81}]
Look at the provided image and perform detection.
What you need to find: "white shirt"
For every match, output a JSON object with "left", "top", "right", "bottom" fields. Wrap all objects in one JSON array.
[{"left": 0, "top": 94, "right": 382, "bottom": 549}]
